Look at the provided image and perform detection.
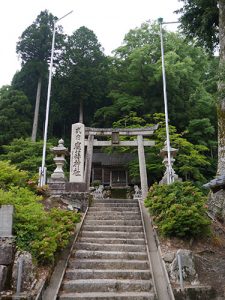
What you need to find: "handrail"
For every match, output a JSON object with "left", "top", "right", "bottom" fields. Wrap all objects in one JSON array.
[
  {"left": 138, "top": 200, "right": 175, "bottom": 300},
  {"left": 138, "top": 199, "right": 157, "bottom": 297}
]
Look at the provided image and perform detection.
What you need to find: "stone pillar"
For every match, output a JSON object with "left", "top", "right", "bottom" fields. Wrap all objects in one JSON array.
[
  {"left": 70, "top": 123, "right": 85, "bottom": 182},
  {"left": 84, "top": 134, "right": 94, "bottom": 190},
  {"left": 137, "top": 135, "right": 148, "bottom": 200}
]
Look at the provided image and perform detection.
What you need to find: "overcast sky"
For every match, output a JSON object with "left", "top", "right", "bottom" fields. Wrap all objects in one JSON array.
[{"left": 0, "top": 0, "right": 181, "bottom": 87}]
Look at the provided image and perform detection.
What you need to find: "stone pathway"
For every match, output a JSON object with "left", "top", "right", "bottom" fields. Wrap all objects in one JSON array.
[{"left": 58, "top": 198, "right": 156, "bottom": 299}]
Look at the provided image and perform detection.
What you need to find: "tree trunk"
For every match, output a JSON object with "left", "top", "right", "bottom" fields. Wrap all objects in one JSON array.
[
  {"left": 79, "top": 99, "right": 84, "bottom": 124},
  {"left": 31, "top": 77, "right": 42, "bottom": 142}
]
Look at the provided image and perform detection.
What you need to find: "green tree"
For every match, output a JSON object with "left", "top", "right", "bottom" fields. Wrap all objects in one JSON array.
[
  {"left": 177, "top": 0, "right": 225, "bottom": 177},
  {"left": 12, "top": 61, "right": 48, "bottom": 139},
  {"left": 54, "top": 26, "right": 109, "bottom": 133},
  {"left": 0, "top": 86, "right": 32, "bottom": 146},
  {"left": 16, "top": 10, "right": 64, "bottom": 141},
  {"left": 176, "top": 0, "right": 218, "bottom": 52},
  {"left": 111, "top": 112, "right": 210, "bottom": 185},
  {"left": 0, "top": 161, "right": 29, "bottom": 190},
  {"left": 0, "top": 138, "right": 54, "bottom": 177},
  {"left": 94, "top": 22, "right": 216, "bottom": 133}
]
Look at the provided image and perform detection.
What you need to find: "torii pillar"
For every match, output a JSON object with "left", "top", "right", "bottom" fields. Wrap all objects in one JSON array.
[{"left": 137, "top": 135, "right": 148, "bottom": 200}]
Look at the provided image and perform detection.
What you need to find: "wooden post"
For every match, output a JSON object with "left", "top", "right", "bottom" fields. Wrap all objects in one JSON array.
[
  {"left": 102, "top": 168, "right": 105, "bottom": 185},
  {"left": 110, "top": 171, "right": 112, "bottom": 188},
  {"left": 92, "top": 168, "right": 95, "bottom": 184},
  {"left": 84, "top": 134, "right": 94, "bottom": 190},
  {"left": 125, "top": 170, "right": 128, "bottom": 187},
  {"left": 137, "top": 135, "right": 148, "bottom": 200}
]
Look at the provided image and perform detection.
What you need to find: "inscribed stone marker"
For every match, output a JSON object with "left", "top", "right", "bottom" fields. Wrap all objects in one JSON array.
[{"left": 70, "top": 123, "right": 85, "bottom": 182}]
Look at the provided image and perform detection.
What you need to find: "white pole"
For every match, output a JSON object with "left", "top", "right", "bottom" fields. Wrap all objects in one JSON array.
[
  {"left": 159, "top": 18, "right": 173, "bottom": 184},
  {"left": 39, "top": 11, "right": 73, "bottom": 186}
]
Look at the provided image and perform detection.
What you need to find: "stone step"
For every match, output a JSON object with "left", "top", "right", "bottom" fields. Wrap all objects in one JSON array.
[
  {"left": 58, "top": 197, "right": 155, "bottom": 300},
  {"left": 75, "top": 242, "right": 146, "bottom": 252},
  {"left": 81, "top": 231, "right": 144, "bottom": 239},
  {"left": 73, "top": 250, "right": 147, "bottom": 260},
  {"left": 59, "top": 291, "right": 155, "bottom": 300},
  {"left": 92, "top": 203, "right": 139, "bottom": 207},
  {"left": 62, "top": 279, "right": 152, "bottom": 293},
  {"left": 82, "top": 225, "right": 143, "bottom": 232},
  {"left": 77, "top": 237, "right": 146, "bottom": 245},
  {"left": 94, "top": 199, "right": 138, "bottom": 203},
  {"left": 65, "top": 269, "right": 151, "bottom": 280},
  {"left": 68, "top": 259, "right": 149, "bottom": 270},
  {"left": 88, "top": 207, "right": 139, "bottom": 212},
  {"left": 84, "top": 219, "right": 142, "bottom": 226},
  {"left": 86, "top": 213, "right": 141, "bottom": 220}
]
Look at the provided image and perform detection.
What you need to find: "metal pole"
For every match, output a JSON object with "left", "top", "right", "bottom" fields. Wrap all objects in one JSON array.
[
  {"left": 158, "top": 18, "right": 173, "bottom": 184},
  {"left": 39, "top": 11, "right": 73, "bottom": 186},
  {"left": 16, "top": 258, "right": 23, "bottom": 295},
  {"left": 177, "top": 254, "right": 184, "bottom": 290}
]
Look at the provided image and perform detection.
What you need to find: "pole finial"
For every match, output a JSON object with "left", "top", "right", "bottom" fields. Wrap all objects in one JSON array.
[{"left": 158, "top": 17, "right": 163, "bottom": 24}]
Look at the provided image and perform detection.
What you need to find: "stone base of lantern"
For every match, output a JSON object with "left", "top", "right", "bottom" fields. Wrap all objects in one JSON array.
[
  {"left": 159, "top": 171, "right": 181, "bottom": 185},
  {"left": 48, "top": 177, "right": 67, "bottom": 195}
]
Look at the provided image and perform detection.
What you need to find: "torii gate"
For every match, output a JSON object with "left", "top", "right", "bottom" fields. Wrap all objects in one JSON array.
[{"left": 70, "top": 123, "right": 158, "bottom": 199}]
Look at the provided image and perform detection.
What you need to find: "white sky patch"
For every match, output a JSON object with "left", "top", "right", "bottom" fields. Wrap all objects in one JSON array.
[{"left": 0, "top": 0, "right": 181, "bottom": 87}]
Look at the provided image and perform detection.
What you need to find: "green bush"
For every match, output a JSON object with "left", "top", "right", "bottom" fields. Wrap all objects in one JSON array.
[
  {"left": 0, "top": 187, "right": 80, "bottom": 264},
  {"left": 145, "top": 181, "right": 211, "bottom": 238},
  {"left": 0, "top": 138, "right": 54, "bottom": 177},
  {"left": 0, "top": 160, "right": 29, "bottom": 190}
]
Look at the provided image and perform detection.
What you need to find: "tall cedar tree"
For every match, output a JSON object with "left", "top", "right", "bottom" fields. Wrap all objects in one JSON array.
[
  {"left": 0, "top": 86, "right": 32, "bottom": 146},
  {"left": 53, "top": 26, "right": 109, "bottom": 134},
  {"left": 16, "top": 10, "right": 64, "bottom": 141}
]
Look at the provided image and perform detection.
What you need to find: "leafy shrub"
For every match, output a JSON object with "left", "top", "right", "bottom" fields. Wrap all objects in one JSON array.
[
  {"left": 0, "top": 187, "right": 80, "bottom": 264},
  {"left": 145, "top": 181, "right": 211, "bottom": 238},
  {"left": 0, "top": 160, "right": 29, "bottom": 190},
  {"left": 0, "top": 138, "right": 54, "bottom": 177}
]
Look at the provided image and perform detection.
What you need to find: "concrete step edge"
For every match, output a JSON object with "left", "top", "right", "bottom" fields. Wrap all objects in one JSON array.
[
  {"left": 74, "top": 250, "right": 147, "bottom": 255},
  {"left": 66, "top": 269, "right": 151, "bottom": 273},
  {"left": 62, "top": 278, "right": 152, "bottom": 292},
  {"left": 75, "top": 242, "right": 146, "bottom": 247},
  {"left": 77, "top": 238, "right": 145, "bottom": 244},
  {"left": 59, "top": 291, "right": 155, "bottom": 299}
]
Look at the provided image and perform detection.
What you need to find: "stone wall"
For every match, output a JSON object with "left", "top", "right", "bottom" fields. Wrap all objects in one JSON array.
[
  {"left": 50, "top": 192, "right": 91, "bottom": 212},
  {"left": 0, "top": 237, "right": 15, "bottom": 292},
  {"left": 0, "top": 205, "right": 15, "bottom": 292},
  {"left": 207, "top": 189, "right": 225, "bottom": 222}
]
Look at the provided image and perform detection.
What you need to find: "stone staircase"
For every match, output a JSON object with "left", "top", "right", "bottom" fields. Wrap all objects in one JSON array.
[{"left": 58, "top": 198, "right": 156, "bottom": 300}]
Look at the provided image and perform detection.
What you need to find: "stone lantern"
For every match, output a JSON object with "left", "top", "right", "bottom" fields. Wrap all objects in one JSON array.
[
  {"left": 159, "top": 141, "right": 180, "bottom": 184},
  {"left": 50, "top": 139, "right": 69, "bottom": 180}
]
